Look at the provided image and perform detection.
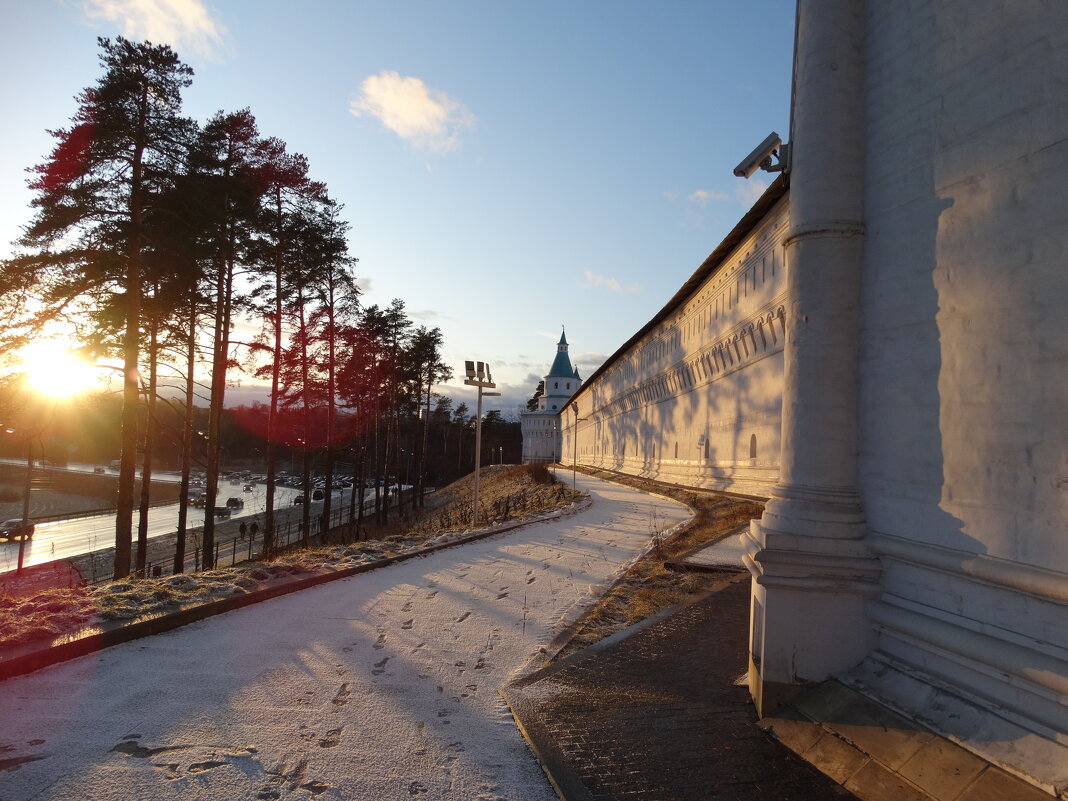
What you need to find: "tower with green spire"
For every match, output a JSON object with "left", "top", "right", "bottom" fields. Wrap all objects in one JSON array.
[{"left": 521, "top": 328, "right": 582, "bottom": 463}]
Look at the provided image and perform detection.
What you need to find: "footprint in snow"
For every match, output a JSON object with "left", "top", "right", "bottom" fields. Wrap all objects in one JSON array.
[
  {"left": 402, "top": 619, "right": 414, "bottom": 630},
  {"left": 318, "top": 727, "right": 343, "bottom": 748},
  {"left": 496, "top": 592, "right": 509, "bottom": 600},
  {"left": 456, "top": 611, "right": 471, "bottom": 623},
  {"left": 372, "top": 657, "right": 389, "bottom": 675},
  {"left": 187, "top": 759, "right": 227, "bottom": 774},
  {"left": 373, "top": 634, "right": 386, "bottom": 649},
  {"left": 332, "top": 683, "right": 351, "bottom": 706}
]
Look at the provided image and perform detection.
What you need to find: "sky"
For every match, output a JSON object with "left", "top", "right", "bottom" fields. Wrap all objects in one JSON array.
[{"left": 0, "top": 0, "right": 795, "bottom": 416}]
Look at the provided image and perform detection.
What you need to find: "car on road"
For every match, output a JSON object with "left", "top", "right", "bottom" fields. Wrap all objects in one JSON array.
[
  {"left": 312, "top": 489, "right": 325, "bottom": 501},
  {"left": 292, "top": 495, "right": 305, "bottom": 504},
  {"left": 0, "top": 519, "right": 35, "bottom": 541},
  {"left": 243, "top": 484, "right": 254, "bottom": 492},
  {"left": 213, "top": 506, "right": 231, "bottom": 517},
  {"left": 226, "top": 496, "right": 244, "bottom": 509},
  {"left": 93, "top": 466, "right": 106, "bottom": 474}
]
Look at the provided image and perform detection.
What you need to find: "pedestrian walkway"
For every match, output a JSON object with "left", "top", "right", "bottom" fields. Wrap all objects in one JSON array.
[
  {"left": 503, "top": 506, "right": 1057, "bottom": 801},
  {"left": 503, "top": 574, "right": 858, "bottom": 801},
  {"left": 0, "top": 471, "right": 692, "bottom": 801}
]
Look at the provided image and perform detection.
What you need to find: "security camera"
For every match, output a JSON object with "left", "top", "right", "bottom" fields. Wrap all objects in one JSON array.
[{"left": 733, "top": 131, "right": 787, "bottom": 179}]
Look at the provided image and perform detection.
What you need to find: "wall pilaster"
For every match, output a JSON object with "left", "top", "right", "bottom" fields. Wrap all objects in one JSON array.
[{"left": 745, "top": 0, "right": 880, "bottom": 716}]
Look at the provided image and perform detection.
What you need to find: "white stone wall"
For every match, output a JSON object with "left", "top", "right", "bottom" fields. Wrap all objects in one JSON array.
[
  {"left": 856, "top": 1, "right": 1068, "bottom": 769},
  {"left": 565, "top": 197, "right": 789, "bottom": 497},
  {"left": 520, "top": 412, "right": 561, "bottom": 463}
]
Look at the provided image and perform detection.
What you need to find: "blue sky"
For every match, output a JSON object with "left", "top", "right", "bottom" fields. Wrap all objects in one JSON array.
[{"left": 1, "top": 0, "right": 795, "bottom": 414}]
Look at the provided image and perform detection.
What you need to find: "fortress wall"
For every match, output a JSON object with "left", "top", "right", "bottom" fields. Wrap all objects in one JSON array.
[
  {"left": 856, "top": 1, "right": 1068, "bottom": 759},
  {"left": 565, "top": 196, "right": 789, "bottom": 497}
]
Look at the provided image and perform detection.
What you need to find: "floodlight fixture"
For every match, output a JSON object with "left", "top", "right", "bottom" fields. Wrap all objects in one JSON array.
[{"left": 465, "top": 361, "right": 476, "bottom": 379}]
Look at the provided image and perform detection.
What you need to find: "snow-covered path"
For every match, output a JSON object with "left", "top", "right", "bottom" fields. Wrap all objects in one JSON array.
[{"left": 0, "top": 472, "right": 691, "bottom": 801}]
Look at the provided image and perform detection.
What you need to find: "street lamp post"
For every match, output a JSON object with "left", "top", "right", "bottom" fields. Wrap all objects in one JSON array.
[
  {"left": 17, "top": 430, "right": 32, "bottom": 572},
  {"left": 463, "top": 360, "right": 499, "bottom": 528}
]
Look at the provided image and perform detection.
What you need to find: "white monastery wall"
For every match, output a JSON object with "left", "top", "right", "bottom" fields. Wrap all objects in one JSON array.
[
  {"left": 856, "top": 1, "right": 1068, "bottom": 765},
  {"left": 566, "top": 196, "right": 789, "bottom": 497},
  {"left": 544, "top": 1, "right": 1068, "bottom": 789},
  {"left": 520, "top": 413, "right": 560, "bottom": 464}
]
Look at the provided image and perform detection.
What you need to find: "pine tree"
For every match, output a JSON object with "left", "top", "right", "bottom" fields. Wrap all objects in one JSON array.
[{"left": 16, "top": 37, "right": 194, "bottom": 577}]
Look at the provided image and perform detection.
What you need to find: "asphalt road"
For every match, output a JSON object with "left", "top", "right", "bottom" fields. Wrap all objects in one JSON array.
[
  {"left": 0, "top": 479, "right": 310, "bottom": 573},
  {"left": 0, "top": 461, "right": 412, "bottom": 574}
]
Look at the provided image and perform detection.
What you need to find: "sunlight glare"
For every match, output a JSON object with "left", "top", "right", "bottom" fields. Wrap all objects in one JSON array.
[{"left": 21, "top": 341, "right": 98, "bottom": 399}]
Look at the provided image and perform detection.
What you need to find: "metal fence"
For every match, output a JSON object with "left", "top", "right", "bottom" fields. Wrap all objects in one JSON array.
[{"left": 90, "top": 489, "right": 409, "bottom": 585}]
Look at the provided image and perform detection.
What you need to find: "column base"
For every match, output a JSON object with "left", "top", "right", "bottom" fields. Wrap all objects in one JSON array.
[{"left": 745, "top": 514, "right": 882, "bottom": 717}]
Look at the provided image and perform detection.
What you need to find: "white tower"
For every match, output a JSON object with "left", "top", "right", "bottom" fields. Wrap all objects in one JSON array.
[{"left": 521, "top": 329, "right": 581, "bottom": 463}]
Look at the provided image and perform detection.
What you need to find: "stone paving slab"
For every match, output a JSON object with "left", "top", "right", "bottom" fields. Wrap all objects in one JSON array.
[
  {"left": 503, "top": 576, "right": 858, "bottom": 800},
  {"left": 761, "top": 681, "right": 1058, "bottom": 801},
  {"left": 665, "top": 523, "right": 750, "bottom": 573}
]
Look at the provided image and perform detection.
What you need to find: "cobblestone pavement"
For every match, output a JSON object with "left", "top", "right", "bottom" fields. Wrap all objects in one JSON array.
[{"left": 504, "top": 574, "right": 859, "bottom": 801}]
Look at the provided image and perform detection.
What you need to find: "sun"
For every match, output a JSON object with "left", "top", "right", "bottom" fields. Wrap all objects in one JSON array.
[{"left": 20, "top": 341, "right": 99, "bottom": 399}]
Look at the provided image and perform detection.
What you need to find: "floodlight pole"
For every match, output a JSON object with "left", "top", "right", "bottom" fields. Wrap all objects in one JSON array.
[
  {"left": 463, "top": 361, "right": 499, "bottom": 528},
  {"left": 18, "top": 433, "right": 32, "bottom": 572}
]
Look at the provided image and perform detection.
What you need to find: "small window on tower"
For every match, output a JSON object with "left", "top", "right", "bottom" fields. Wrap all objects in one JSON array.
[{"left": 554, "top": 382, "right": 558, "bottom": 389}]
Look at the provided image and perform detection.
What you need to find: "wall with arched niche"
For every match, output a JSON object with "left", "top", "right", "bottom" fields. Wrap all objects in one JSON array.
[{"left": 564, "top": 191, "right": 789, "bottom": 498}]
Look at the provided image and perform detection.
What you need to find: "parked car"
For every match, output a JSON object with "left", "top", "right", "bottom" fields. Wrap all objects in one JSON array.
[
  {"left": 312, "top": 489, "right": 325, "bottom": 501},
  {"left": 226, "top": 496, "right": 244, "bottom": 509},
  {"left": 0, "top": 518, "right": 34, "bottom": 541},
  {"left": 293, "top": 495, "right": 305, "bottom": 504},
  {"left": 213, "top": 506, "right": 231, "bottom": 518}
]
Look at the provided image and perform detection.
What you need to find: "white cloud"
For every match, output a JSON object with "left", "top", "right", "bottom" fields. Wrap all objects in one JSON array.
[
  {"left": 687, "top": 188, "right": 728, "bottom": 206},
  {"left": 350, "top": 70, "right": 475, "bottom": 153},
  {"left": 734, "top": 176, "right": 770, "bottom": 208},
  {"left": 583, "top": 270, "right": 642, "bottom": 294},
  {"left": 355, "top": 277, "right": 373, "bottom": 294},
  {"left": 82, "top": 0, "right": 225, "bottom": 58},
  {"left": 410, "top": 308, "right": 454, "bottom": 322}
]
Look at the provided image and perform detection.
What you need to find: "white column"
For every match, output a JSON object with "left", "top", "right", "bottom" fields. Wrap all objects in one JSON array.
[{"left": 745, "top": 0, "right": 881, "bottom": 716}]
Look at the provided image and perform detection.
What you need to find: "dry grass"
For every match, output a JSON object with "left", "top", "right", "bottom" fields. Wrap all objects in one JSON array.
[{"left": 549, "top": 466, "right": 763, "bottom": 662}]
